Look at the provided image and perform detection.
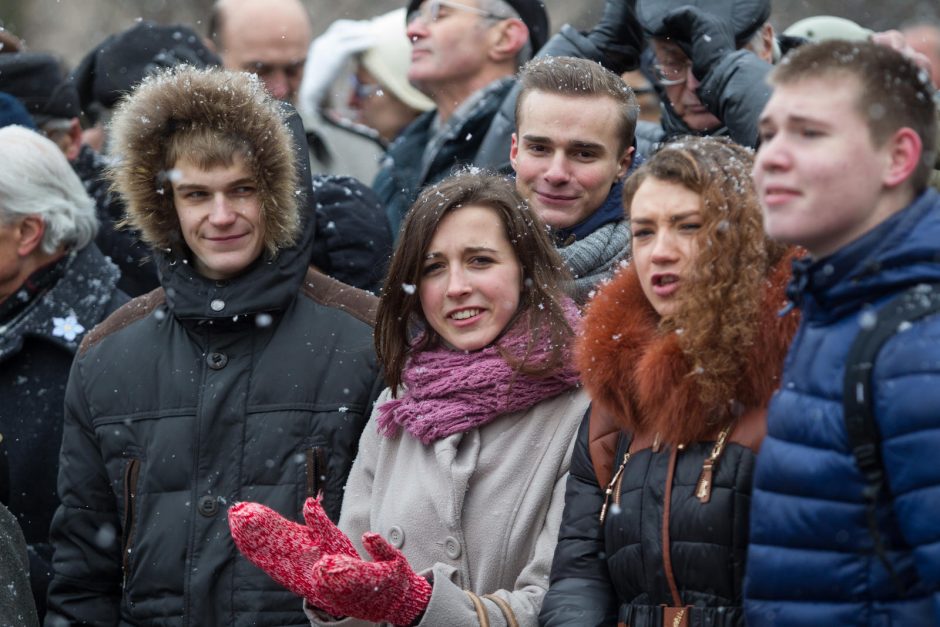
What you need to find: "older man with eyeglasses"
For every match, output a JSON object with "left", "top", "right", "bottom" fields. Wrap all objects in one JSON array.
[
  {"left": 634, "top": 0, "right": 784, "bottom": 150},
  {"left": 210, "top": 0, "right": 387, "bottom": 184},
  {"left": 375, "top": 0, "right": 647, "bottom": 239}
]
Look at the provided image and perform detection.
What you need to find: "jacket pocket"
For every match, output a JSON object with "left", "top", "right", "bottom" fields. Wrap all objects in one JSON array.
[
  {"left": 305, "top": 445, "right": 328, "bottom": 499},
  {"left": 121, "top": 457, "right": 141, "bottom": 588}
]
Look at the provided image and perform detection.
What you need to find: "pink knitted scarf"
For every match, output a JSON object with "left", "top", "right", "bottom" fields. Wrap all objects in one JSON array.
[{"left": 377, "top": 300, "right": 581, "bottom": 444}]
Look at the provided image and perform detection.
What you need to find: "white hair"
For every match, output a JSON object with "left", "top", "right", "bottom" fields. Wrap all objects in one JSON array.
[{"left": 0, "top": 126, "right": 99, "bottom": 254}]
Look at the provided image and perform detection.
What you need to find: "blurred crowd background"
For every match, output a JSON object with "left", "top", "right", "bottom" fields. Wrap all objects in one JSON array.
[{"left": 3, "top": 0, "right": 940, "bottom": 68}]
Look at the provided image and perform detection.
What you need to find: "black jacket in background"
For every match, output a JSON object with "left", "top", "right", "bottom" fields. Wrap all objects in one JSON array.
[
  {"left": 308, "top": 175, "right": 392, "bottom": 294},
  {"left": 71, "top": 144, "right": 160, "bottom": 297},
  {"left": 0, "top": 243, "right": 126, "bottom": 622}
]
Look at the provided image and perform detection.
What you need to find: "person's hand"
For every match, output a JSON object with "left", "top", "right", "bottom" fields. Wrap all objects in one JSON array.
[
  {"left": 297, "top": 19, "right": 376, "bottom": 118},
  {"left": 228, "top": 496, "right": 357, "bottom": 610},
  {"left": 871, "top": 30, "right": 934, "bottom": 85},
  {"left": 662, "top": 5, "right": 737, "bottom": 80},
  {"left": 587, "top": 0, "right": 644, "bottom": 74},
  {"left": 311, "top": 532, "right": 433, "bottom": 626}
]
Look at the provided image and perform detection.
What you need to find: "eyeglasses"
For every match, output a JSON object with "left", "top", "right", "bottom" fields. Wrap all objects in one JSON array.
[
  {"left": 406, "top": 0, "right": 510, "bottom": 26},
  {"left": 349, "top": 74, "right": 384, "bottom": 100},
  {"left": 653, "top": 58, "right": 692, "bottom": 86}
]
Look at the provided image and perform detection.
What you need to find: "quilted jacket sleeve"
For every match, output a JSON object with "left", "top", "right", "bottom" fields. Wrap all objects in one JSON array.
[
  {"left": 44, "top": 357, "right": 123, "bottom": 626},
  {"left": 694, "top": 49, "right": 773, "bottom": 148},
  {"left": 539, "top": 410, "right": 618, "bottom": 627}
]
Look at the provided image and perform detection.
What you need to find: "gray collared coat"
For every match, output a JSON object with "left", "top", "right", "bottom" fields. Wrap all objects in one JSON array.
[{"left": 307, "top": 387, "right": 590, "bottom": 627}]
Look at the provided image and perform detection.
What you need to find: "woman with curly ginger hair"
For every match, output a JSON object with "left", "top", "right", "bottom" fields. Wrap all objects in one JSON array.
[{"left": 541, "top": 136, "right": 801, "bottom": 627}]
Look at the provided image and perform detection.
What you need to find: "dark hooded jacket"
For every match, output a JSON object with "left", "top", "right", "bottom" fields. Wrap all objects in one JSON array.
[
  {"left": 44, "top": 68, "right": 381, "bottom": 627},
  {"left": 541, "top": 255, "right": 798, "bottom": 627},
  {"left": 0, "top": 243, "right": 126, "bottom": 621}
]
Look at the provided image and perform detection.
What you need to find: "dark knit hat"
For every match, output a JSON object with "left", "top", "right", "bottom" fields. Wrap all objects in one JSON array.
[
  {"left": 637, "top": 0, "right": 771, "bottom": 46},
  {"left": 0, "top": 52, "right": 81, "bottom": 124},
  {"left": 0, "top": 91, "right": 36, "bottom": 129},
  {"left": 70, "top": 21, "right": 220, "bottom": 122},
  {"left": 405, "top": 0, "right": 549, "bottom": 53}
]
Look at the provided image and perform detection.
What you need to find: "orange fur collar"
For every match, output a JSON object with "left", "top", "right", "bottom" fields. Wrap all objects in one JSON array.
[{"left": 576, "top": 255, "right": 799, "bottom": 444}]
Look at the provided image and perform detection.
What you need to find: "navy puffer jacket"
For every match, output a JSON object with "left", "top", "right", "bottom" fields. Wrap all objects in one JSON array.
[{"left": 746, "top": 189, "right": 940, "bottom": 625}]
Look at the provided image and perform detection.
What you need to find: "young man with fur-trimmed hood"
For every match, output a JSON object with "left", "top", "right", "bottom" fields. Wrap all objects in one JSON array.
[{"left": 45, "top": 66, "right": 382, "bottom": 626}]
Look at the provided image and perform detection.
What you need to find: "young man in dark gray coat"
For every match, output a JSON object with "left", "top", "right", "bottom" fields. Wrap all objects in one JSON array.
[{"left": 45, "top": 67, "right": 381, "bottom": 627}]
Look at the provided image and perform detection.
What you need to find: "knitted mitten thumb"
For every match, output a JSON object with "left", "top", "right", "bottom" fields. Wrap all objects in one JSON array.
[
  {"left": 302, "top": 496, "right": 358, "bottom": 558},
  {"left": 312, "top": 532, "right": 433, "bottom": 626},
  {"left": 227, "top": 500, "right": 348, "bottom": 614}
]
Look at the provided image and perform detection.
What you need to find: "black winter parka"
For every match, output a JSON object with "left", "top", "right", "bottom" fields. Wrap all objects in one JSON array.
[{"left": 45, "top": 215, "right": 381, "bottom": 626}]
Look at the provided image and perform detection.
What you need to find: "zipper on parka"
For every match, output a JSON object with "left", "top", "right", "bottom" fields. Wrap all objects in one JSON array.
[{"left": 122, "top": 457, "right": 141, "bottom": 589}]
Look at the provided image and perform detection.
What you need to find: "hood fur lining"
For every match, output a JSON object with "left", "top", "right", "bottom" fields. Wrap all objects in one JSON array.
[{"left": 108, "top": 66, "right": 299, "bottom": 256}]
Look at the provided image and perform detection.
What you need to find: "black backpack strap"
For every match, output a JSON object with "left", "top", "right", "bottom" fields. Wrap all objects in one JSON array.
[{"left": 843, "top": 282, "right": 940, "bottom": 588}]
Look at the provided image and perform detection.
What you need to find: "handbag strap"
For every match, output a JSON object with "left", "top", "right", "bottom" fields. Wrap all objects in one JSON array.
[
  {"left": 661, "top": 445, "right": 683, "bottom": 608},
  {"left": 465, "top": 590, "right": 490, "bottom": 627},
  {"left": 483, "top": 594, "right": 519, "bottom": 627}
]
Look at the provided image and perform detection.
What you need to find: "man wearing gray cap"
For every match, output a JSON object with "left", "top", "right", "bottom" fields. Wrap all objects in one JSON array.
[{"left": 378, "top": 0, "right": 646, "bottom": 238}]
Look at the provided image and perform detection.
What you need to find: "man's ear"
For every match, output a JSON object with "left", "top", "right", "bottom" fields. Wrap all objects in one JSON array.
[
  {"left": 509, "top": 132, "right": 520, "bottom": 171},
  {"left": 16, "top": 215, "right": 47, "bottom": 257},
  {"left": 487, "top": 18, "right": 529, "bottom": 64},
  {"left": 63, "top": 118, "right": 84, "bottom": 161},
  {"left": 617, "top": 145, "right": 635, "bottom": 179},
  {"left": 753, "top": 23, "right": 776, "bottom": 64},
  {"left": 883, "top": 127, "right": 923, "bottom": 189}
]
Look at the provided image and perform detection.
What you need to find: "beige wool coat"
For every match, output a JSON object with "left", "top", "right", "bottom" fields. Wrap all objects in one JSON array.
[{"left": 306, "top": 386, "right": 590, "bottom": 627}]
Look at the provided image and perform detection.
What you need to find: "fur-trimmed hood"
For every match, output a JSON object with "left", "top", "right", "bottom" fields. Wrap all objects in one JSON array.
[
  {"left": 107, "top": 66, "right": 316, "bottom": 321},
  {"left": 108, "top": 65, "right": 299, "bottom": 256},
  {"left": 576, "top": 253, "right": 799, "bottom": 444}
]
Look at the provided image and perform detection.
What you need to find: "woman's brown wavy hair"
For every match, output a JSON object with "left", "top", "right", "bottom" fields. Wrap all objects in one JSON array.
[
  {"left": 376, "top": 171, "right": 574, "bottom": 394},
  {"left": 623, "top": 136, "right": 789, "bottom": 412}
]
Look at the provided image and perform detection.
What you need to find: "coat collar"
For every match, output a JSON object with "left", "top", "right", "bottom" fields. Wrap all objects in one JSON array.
[
  {"left": 0, "top": 244, "right": 121, "bottom": 361},
  {"left": 790, "top": 188, "right": 940, "bottom": 323}
]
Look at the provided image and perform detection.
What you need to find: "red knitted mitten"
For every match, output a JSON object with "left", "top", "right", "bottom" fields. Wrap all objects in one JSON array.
[
  {"left": 301, "top": 496, "right": 358, "bottom": 558},
  {"left": 228, "top": 497, "right": 356, "bottom": 613},
  {"left": 312, "top": 532, "right": 433, "bottom": 626}
]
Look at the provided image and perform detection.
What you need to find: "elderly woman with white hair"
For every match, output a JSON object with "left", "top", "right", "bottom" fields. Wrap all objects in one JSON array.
[{"left": 0, "top": 124, "right": 126, "bottom": 621}]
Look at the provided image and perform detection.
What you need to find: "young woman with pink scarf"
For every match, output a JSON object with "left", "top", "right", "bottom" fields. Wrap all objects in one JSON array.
[{"left": 228, "top": 171, "right": 589, "bottom": 627}]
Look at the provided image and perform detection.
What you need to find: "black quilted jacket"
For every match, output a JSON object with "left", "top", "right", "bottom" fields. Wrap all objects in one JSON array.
[{"left": 540, "top": 413, "right": 756, "bottom": 627}]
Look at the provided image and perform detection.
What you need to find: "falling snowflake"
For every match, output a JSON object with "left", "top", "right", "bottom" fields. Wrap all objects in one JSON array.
[{"left": 51, "top": 315, "right": 85, "bottom": 342}]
